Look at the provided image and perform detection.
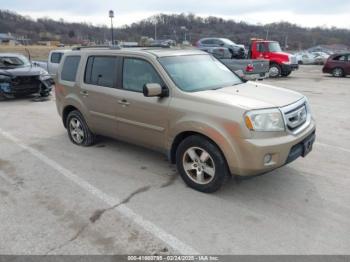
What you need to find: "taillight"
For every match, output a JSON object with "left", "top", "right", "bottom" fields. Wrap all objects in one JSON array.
[{"left": 245, "top": 64, "right": 254, "bottom": 72}]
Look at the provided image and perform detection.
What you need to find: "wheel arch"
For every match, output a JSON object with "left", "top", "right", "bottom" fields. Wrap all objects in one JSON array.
[
  {"left": 62, "top": 105, "right": 79, "bottom": 128},
  {"left": 169, "top": 130, "right": 233, "bottom": 174}
]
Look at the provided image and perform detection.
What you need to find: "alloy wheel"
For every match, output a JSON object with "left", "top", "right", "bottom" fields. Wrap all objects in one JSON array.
[
  {"left": 69, "top": 117, "right": 85, "bottom": 144},
  {"left": 182, "top": 147, "right": 216, "bottom": 185}
]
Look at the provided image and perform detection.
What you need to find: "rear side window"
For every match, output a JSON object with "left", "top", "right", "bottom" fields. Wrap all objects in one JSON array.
[
  {"left": 213, "top": 39, "right": 223, "bottom": 46},
  {"left": 257, "top": 43, "right": 267, "bottom": 52},
  {"left": 50, "top": 52, "right": 63, "bottom": 63},
  {"left": 202, "top": 39, "right": 214, "bottom": 45},
  {"left": 333, "top": 55, "right": 348, "bottom": 61},
  {"left": 123, "top": 58, "right": 162, "bottom": 92},
  {"left": 84, "top": 56, "right": 117, "bottom": 88},
  {"left": 61, "top": 56, "right": 81, "bottom": 82}
]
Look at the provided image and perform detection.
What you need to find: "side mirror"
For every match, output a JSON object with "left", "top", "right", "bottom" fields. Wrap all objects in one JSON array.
[{"left": 143, "top": 83, "right": 168, "bottom": 97}]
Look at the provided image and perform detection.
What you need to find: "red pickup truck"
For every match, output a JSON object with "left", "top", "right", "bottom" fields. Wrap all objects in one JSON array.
[{"left": 248, "top": 39, "right": 299, "bottom": 78}]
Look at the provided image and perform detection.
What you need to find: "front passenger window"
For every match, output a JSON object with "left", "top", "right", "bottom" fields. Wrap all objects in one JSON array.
[{"left": 123, "top": 58, "right": 162, "bottom": 92}]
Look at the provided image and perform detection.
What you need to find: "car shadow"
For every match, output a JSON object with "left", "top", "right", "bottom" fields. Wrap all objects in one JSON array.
[
  {"left": 29, "top": 132, "right": 320, "bottom": 204},
  {"left": 0, "top": 94, "right": 52, "bottom": 103}
]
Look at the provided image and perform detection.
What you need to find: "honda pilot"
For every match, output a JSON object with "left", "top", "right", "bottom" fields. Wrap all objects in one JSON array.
[{"left": 55, "top": 47, "right": 316, "bottom": 193}]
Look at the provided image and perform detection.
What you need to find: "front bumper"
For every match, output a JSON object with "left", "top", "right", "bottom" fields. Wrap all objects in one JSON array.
[
  {"left": 0, "top": 77, "right": 53, "bottom": 96},
  {"left": 281, "top": 63, "right": 299, "bottom": 73},
  {"left": 230, "top": 120, "right": 316, "bottom": 176}
]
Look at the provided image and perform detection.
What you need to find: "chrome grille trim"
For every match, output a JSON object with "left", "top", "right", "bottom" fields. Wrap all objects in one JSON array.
[
  {"left": 290, "top": 55, "right": 298, "bottom": 65},
  {"left": 280, "top": 97, "right": 311, "bottom": 135}
]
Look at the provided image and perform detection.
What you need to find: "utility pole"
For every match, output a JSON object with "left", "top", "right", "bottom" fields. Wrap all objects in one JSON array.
[
  {"left": 109, "top": 10, "right": 114, "bottom": 45},
  {"left": 285, "top": 34, "right": 288, "bottom": 50}
]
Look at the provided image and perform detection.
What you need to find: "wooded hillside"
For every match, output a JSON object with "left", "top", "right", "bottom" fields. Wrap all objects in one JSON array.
[{"left": 1, "top": 10, "right": 350, "bottom": 50}]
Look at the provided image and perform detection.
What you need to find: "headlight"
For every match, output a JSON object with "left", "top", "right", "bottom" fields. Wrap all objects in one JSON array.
[
  {"left": 39, "top": 74, "right": 52, "bottom": 81},
  {"left": 245, "top": 108, "right": 285, "bottom": 132},
  {"left": 0, "top": 75, "right": 11, "bottom": 81}
]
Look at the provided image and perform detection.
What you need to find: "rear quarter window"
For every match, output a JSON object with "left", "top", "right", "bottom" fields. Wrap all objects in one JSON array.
[
  {"left": 61, "top": 56, "right": 81, "bottom": 82},
  {"left": 50, "top": 52, "right": 63, "bottom": 64},
  {"left": 202, "top": 39, "right": 214, "bottom": 45},
  {"left": 84, "top": 56, "right": 117, "bottom": 88}
]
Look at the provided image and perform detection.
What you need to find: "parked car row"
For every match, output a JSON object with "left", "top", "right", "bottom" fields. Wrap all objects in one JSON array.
[{"left": 1, "top": 44, "right": 348, "bottom": 101}]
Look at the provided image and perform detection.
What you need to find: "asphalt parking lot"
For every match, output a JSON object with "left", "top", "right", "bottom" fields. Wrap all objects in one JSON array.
[{"left": 0, "top": 65, "right": 349, "bottom": 255}]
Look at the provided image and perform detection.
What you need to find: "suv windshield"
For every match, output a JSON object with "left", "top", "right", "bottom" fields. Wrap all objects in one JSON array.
[
  {"left": 158, "top": 55, "right": 242, "bottom": 92},
  {"left": 268, "top": 42, "right": 282, "bottom": 52},
  {"left": 0, "top": 55, "right": 31, "bottom": 69}
]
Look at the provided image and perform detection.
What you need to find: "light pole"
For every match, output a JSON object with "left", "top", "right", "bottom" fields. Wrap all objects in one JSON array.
[
  {"left": 154, "top": 22, "right": 157, "bottom": 41},
  {"left": 181, "top": 26, "right": 188, "bottom": 42},
  {"left": 109, "top": 10, "right": 114, "bottom": 45},
  {"left": 265, "top": 28, "right": 269, "bottom": 40}
]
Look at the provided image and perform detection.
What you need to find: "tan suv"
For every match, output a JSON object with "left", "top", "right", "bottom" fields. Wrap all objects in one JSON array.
[{"left": 55, "top": 47, "right": 316, "bottom": 193}]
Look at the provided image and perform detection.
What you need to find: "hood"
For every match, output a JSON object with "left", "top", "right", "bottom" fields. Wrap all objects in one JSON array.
[
  {"left": 193, "top": 81, "right": 304, "bottom": 110},
  {"left": 271, "top": 51, "right": 292, "bottom": 60},
  {"left": 0, "top": 66, "right": 48, "bottom": 77}
]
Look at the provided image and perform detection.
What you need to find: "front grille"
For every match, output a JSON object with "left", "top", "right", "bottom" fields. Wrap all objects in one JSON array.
[
  {"left": 285, "top": 104, "right": 307, "bottom": 130},
  {"left": 290, "top": 56, "right": 298, "bottom": 65},
  {"left": 11, "top": 76, "right": 40, "bottom": 94},
  {"left": 12, "top": 75, "right": 39, "bottom": 85},
  {"left": 281, "top": 98, "right": 310, "bottom": 134}
]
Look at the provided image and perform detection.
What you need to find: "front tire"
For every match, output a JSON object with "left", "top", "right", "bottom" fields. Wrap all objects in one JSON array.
[
  {"left": 281, "top": 71, "right": 291, "bottom": 77},
  {"left": 269, "top": 64, "right": 281, "bottom": 78},
  {"left": 176, "top": 135, "right": 230, "bottom": 193},
  {"left": 66, "top": 110, "right": 96, "bottom": 146},
  {"left": 40, "top": 92, "right": 50, "bottom": 97}
]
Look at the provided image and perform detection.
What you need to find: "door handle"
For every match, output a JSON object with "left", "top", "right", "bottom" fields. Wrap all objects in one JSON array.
[
  {"left": 80, "top": 90, "right": 89, "bottom": 97},
  {"left": 118, "top": 99, "right": 130, "bottom": 106}
]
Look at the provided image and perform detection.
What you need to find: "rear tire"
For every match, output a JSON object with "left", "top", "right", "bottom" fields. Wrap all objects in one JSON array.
[
  {"left": 176, "top": 135, "right": 230, "bottom": 193},
  {"left": 269, "top": 64, "right": 281, "bottom": 78},
  {"left": 66, "top": 110, "right": 96, "bottom": 146},
  {"left": 332, "top": 67, "right": 344, "bottom": 77}
]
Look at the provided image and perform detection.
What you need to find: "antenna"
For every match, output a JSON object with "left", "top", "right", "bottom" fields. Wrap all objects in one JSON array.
[{"left": 25, "top": 48, "right": 32, "bottom": 67}]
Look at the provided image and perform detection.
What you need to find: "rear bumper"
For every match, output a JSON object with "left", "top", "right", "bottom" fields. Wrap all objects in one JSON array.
[
  {"left": 244, "top": 72, "right": 269, "bottom": 81},
  {"left": 229, "top": 120, "right": 316, "bottom": 176}
]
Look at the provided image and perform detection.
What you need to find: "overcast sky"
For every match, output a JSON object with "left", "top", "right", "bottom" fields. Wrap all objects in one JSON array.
[{"left": 4, "top": 0, "right": 350, "bottom": 29}]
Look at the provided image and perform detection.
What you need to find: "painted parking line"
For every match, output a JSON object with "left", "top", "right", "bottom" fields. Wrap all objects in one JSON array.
[{"left": 0, "top": 128, "right": 199, "bottom": 255}]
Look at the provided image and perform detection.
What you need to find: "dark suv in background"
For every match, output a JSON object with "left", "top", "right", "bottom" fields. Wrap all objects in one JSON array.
[
  {"left": 323, "top": 53, "right": 350, "bottom": 77},
  {"left": 196, "top": 38, "right": 246, "bottom": 59}
]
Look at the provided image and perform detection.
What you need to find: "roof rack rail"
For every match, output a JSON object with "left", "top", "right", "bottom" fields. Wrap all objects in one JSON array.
[
  {"left": 71, "top": 44, "right": 173, "bottom": 51},
  {"left": 72, "top": 45, "right": 121, "bottom": 51},
  {"left": 120, "top": 44, "right": 172, "bottom": 49}
]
